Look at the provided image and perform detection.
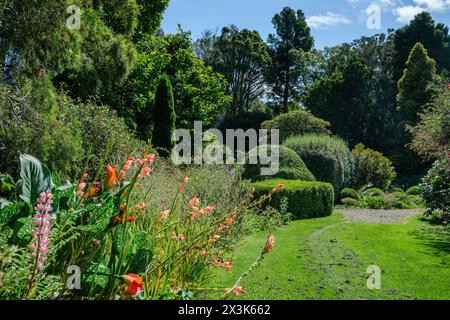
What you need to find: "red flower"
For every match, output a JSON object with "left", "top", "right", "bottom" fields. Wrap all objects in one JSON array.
[{"left": 122, "top": 274, "right": 143, "bottom": 297}]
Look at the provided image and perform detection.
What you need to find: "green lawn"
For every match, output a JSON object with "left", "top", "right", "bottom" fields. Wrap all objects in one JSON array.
[{"left": 211, "top": 214, "right": 450, "bottom": 300}]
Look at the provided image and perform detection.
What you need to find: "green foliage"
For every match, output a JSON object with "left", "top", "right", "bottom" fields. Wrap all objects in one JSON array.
[
  {"left": 242, "top": 145, "right": 316, "bottom": 182},
  {"left": 397, "top": 42, "right": 437, "bottom": 124},
  {"left": 393, "top": 12, "right": 450, "bottom": 82},
  {"left": 352, "top": 143, "right": 397, "bottom": 190},
  {"left": 421, "top": 156, "right": 450, "bottom": 219},
  {"left": 341, "top": 197, "right": 358, "bottom": 207},
  {"left": 407, "top": 84, "right": 450, "bottom": 161},
  {"left": 68, "top": 100, "right": 143, "bottom": 173},
  {"left": 261, "top": 110, "right": 331, "bottom": 142},
  {"left": 406, "top": 186, "right": 422, "bottom": 196},
  {"left": 110, "top": 31, "right": 230, "bottom": 133},
  {"left": 152, "top": 75, "right": 176, "bottom": 157},
  {"left": 0, "top": 80, "right": 84, "bottom": 178},
  {"left": 303, "top": 57, "right": 376, "bottom": 147},
  {"left": 216, "top": 111, "right": 272, "bottom": 133},
  {"left": 362, "top": 188, "right": 384, "bottom": 197},
  {"left": 266, "top": 7, "right": 314, "bottom": 112},
  {"left": 340, "top": 188, "right": 359, "bottom": 200},
  {"left": 251, "top": 179, "right": 334, "bottom": 218},
  {"left": 203, "top": 26, "right": 271, "bottom": 113},
  {"left": 340, "top": 187, "right": 425, "bottom": 210},
  {"left": 18, "top": 155, "right": 54, "bottom": 204},
  {"left": 284, "top": 135, "right": 353, "bottom": 195}
]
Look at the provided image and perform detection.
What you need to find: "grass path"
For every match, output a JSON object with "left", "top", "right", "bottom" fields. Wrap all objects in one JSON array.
[{"left": 210, "top": 214, "right": 450, "bottom": 300}]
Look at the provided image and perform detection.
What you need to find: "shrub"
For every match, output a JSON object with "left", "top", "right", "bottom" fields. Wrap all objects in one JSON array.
[
  {"left": 421, "top": 156, "right": 450, "bottom": 219},
  {"left": 352, "top": 143, "right": 396, "bottom": 190},
  {"left": 242, "top": 145, "right": 316, "bottom": 182},
  {"left": 152, "top": 75, "right": 176, "bottom": 157},
  {"left": 406, "top": 186, "right": 422, "bottom": 195},
  {"left": 363, "top": 188, "right": 385, "bottom": 197},
  {"left": 251, "top": 179, "right": 334, "bottom": 218},
  {"left": 360, "top": 196, "right": 385, "bottom": 209},
  {"left": 261, "top": 110, "right": 331, "bottom": 142},
  {"left": 341, "top": 198, "right": 358, "bottom": 207},
  {"left": 390, "top": 187, "right": 405, "bottom": 193},
  {"left": 284, "top": 135, "right": 353, "bottom": 195},
  {"left": 340, "top": 188, "right": 359, "bottom": 200}
]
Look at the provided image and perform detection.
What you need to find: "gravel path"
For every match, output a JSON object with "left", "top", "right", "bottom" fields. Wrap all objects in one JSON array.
[{"left": 334, "top": 208, "right": 424, "bottom": 224}]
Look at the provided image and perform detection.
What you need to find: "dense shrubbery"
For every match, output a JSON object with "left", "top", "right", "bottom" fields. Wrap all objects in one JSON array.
[
  {"left": 352, "top": 144, "right": 397, "bottom": 190},
  {"left": 261, "top": 110, "right": 331, "bottom": 142},
  {"left": 242, "top": 145, "right": 316, "bottom": 182},
  {"left": 216, "top": 111, "right": 272, "bottom": 133},
  {"left": 251, "top": 179, "right": 334, "bottom": 218},
  {"left": 421, "top": 156, "right": 450, "bottom": 220},
  {"left": 284, "top": 135, "right": 353, "bottom": 195},
  {"left": 339, "top": 187, "right": 425, "bottom": 209},
  {"left": 0, "top": 81, "right": 142, "bottom": 179}
]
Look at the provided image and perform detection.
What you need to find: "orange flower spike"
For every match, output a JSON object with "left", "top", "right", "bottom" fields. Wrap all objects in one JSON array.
[
  {"left": 263, "top": 233, "right": 275, "bottom": 254},
  {"left": 105, "top": 164, "right": 117, "bottom": 189}
]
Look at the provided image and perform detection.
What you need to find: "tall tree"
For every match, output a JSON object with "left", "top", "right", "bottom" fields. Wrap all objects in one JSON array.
[
  {"left": 152, "top": 75, "right": 176, "bottom": 157},
  {"left": 109, "top": 30, "right": 229, "bottom": 134},
  {"left": 303, "top": 57, "right": 376, "bottom": 147},
  {"left": 397, "top": 42, "right": 437, "bottom": 124},
  {"left": 393, "top": 42, "right": 437, "bottom": 174},
  {"left": 265, "top": 7, "right": 314, "bottom": 113},
  {"left": 393, "top": 12, "right": 450, "bottom": 81},
  {"left": 203, "top": 25, "right": 270, "bottom": 114}
]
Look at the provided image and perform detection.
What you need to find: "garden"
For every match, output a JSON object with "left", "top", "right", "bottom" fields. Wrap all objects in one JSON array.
[{"left": 0, "top": 1, "right": 449, "bottom": 301}]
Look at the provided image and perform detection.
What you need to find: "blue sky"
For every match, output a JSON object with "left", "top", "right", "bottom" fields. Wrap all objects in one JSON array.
[{"left": 161, "top": 0, "right": 450, "bottom": 48}]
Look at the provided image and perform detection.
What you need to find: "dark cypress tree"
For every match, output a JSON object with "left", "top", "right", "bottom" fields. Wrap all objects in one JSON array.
[{"left": 152, "top": 75, "right": 176, "bottom": 157}]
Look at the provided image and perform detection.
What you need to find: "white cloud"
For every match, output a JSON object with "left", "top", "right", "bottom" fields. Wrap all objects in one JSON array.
[
  {"left": 413, "top": 0, "right": 449, "bottom": 11},
  {"left": 393, "top": 5, "right": 426, "bottom": 22},
  {"left": 306, "top": 12, "right": 351, "bottom": 29},
  {"left": 393, "top": 0, "right": 450, "bottom": 23}
]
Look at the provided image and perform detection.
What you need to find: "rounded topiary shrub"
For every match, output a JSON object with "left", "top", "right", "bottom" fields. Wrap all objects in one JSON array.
[
  {"left": 284, "top": 135, "right": 353, "bottom": 196},
  {"left": 390, "top": 187, "right": 405, "bottom": 193},
  {"left": 352, "top": 143, "right": 396, "bottom": 190},
  {"left": 251, "top": 179, "right": 334, "bottom": 218},
  {"left": 261, "top": 110, "right": 331, "bottom": 142},
  {"left": 340, "top": 188, "right": 359, "bottom": 200},
  {"left": 406, "top": 186, "right": 421, "bottom": 195},
  {"left": 242, "top": 145, "right": 316, "bottom": 182}
]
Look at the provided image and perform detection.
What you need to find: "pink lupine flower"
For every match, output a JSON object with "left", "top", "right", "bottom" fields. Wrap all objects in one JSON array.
[{"left": 30, "top": 192, "right": 53, "bottom": 271}]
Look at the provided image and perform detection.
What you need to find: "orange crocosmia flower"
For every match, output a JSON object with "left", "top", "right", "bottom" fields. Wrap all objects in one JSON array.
[
  {"left": 122, "top": 274, "right": 143, "bottom": 297},
  {"left": 264, "top": 233, "right": 275, "bottom": 253},
  {"left": 106, "top": 164, "right": 117, "bottom": 188},
  {"left": 84, "top": 185, "right": 98, "bottom": 199},
  {"left": 188, "top": 197, "right": 200, "bottom": 208},
  {"left": 142, "top": 167, "right": 152, "bottom": 177}
]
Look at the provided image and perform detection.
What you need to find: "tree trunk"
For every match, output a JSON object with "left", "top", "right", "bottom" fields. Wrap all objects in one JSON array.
[{"left": 283, "top": 68, "right": 290, "bottom": 113}]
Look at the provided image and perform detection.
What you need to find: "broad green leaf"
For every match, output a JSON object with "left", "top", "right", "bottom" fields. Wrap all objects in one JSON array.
[{"left": 19, "top": 154, "right": 54, "bottom": 204}]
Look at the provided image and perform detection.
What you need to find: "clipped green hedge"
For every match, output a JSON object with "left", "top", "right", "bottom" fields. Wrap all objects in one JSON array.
[{"left": 251, "top": 179, "right": 334, "bottom": 218}]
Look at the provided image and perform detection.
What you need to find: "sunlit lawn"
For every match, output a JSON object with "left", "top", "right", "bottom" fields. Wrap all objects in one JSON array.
[{"left": 211, "top": 214, "right": 450, "bottom": 300}]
